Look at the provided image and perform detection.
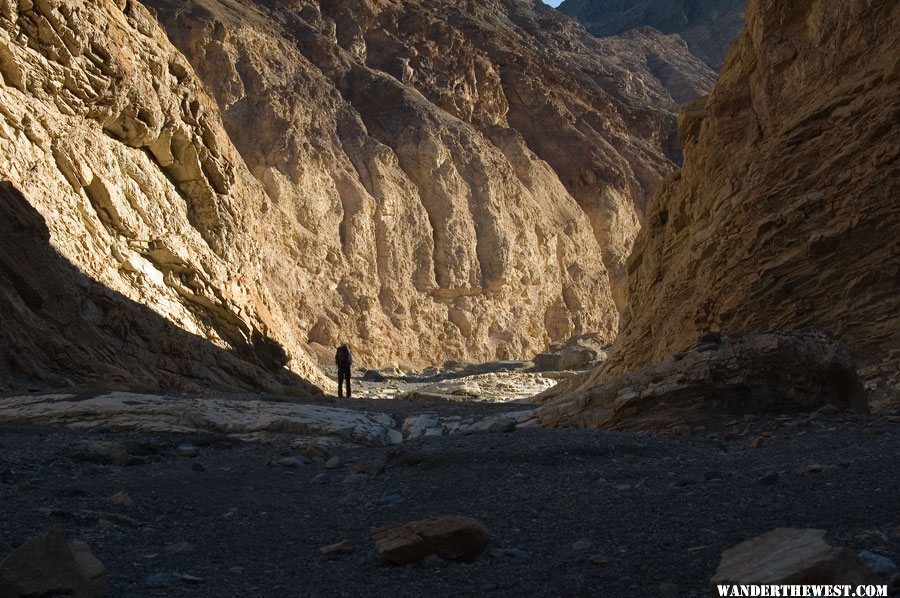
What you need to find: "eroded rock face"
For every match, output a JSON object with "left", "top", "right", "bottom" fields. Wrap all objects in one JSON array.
[
  {"left": 538, "top": 333, "right": 866, "bottom": 433},
  {"left": 559, "top": 0, "right": 745, "bottom": 69},
  {"left": 0, "top": 0, "right": 716, "bottom": 389},
  {"left": 0, "top": 0, "right": 326, "bottom": 392},
  {"left": 143, "top": 0, "right": 715, "bottom": 358},
  {"left": 602, "top": 0, "right": 900, "bottom": 386}
]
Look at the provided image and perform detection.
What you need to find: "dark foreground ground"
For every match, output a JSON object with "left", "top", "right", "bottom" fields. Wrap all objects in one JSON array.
[{"left": 1, "top": 401, "right": 898, "bottom": 598}]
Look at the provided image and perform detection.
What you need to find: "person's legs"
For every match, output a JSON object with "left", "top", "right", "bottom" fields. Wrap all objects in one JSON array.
[
  {"left": 346, "top": 372, "right": 352, "bottom": 399},
  {"left": 337, "top": 371, "right": 345, "bottom": 398}
]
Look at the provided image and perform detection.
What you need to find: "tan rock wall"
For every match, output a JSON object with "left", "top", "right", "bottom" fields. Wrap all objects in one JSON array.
[{"left": 601, "top": 0, "right": 899, "bottom": 379}]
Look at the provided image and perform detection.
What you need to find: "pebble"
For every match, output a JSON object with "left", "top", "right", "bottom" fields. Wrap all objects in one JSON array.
[
  {"left": 503, "top": 547, "right": 528, "bottom": 560},
  {"left": 110, "top": 491, "right": 133, "bottom": 506},
  {"left": 146, "top": 572, "right": 181, "bottom": 588},
  {"left": 163, "top": 541, "right": 194, "bottom": 553},
  {"left": 192, "top": 463, "right": 206, "bottom": 472},
  {"left": 589, "top": 555, "right": 610, "bottom": 565},
  {"left": 420, "top": 554, "right": 447, "bottom": 568},
  {"left": 324, "top": 456, "right": 342, "bottom": 469},
  {"left": 858, "top": 551, "right": 899, "bottom": 577},
  {"left": 572, "top": 540, "right": 592, "bottom": 551},
  {"left": 318, "top": 540, "right": 355, "bottom": 556},
  {"left": 659, "top": 581, "right": 680, "bottom": 598},
  {"left": 176, "top": 444, "right": 199, "bottom": 458},
  {"left": 342, "top": 473, "right": 369, "bottom": 484},
  {"left": 756, "top": 472, "right": 779, "bottom": 486}
]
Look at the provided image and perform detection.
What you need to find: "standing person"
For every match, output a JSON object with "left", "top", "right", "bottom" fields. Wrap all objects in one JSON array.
[{"left": 335, "top": 344, "right": 352, "bottom": 398}]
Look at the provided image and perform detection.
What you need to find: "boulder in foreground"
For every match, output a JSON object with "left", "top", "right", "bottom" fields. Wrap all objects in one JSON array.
[
  {"left": 0, "top": 527, "right": 108, "bottom": 597},
  {"left": 371, "top": 516, "right": 490, "bottom": 565},
  {"left": 710, "top": 528, "right": 881, "bottom": 594}
]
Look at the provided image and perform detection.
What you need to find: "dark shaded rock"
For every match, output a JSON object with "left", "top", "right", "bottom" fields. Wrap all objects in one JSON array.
[
  {"left": 0, "top": 527, "right": 108, "bottom": 597},
  {"left": 371, "top": 515, "right": 490, "bottom": 565}
]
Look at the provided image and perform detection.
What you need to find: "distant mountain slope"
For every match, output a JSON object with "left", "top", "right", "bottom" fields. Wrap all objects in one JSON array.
[{"left": 558, "top": 0, "right": 745, "bottom": 69}]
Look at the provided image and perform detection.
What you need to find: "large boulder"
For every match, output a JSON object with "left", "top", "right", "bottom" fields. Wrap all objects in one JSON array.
[
  {"left": 709, "top": 529, "right": 881, "bottom": 594},
  {"left": 0, "top": 527, "right": 108, "bottom": 597},
  {"left": 371, "top": 516, "right": 490, "bottom": 565},
  {"left": 538, "top": 332, "right": 866, "bottom": 432}
]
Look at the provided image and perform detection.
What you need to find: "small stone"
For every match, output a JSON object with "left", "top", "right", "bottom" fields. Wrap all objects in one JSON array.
[
  {"left": 342, "top": 473, "right": 369, "bottom": 484},
  {"left": 145, "top": 572, "right": 181, "bottom": 588},
  {"left": 109, "top": 491, "right": 132, "bottom": 506},
  {"left": 673, "top": 478, "right": 696, "bottom": 487},
  {"left": 191, "top": 463, "right": 205, "bottom": 472},
  {"left": 271, "top": 456, "right": 308, "bottom": 468},
  {"left": 503, "top": 547, "right": 528, "bottom": 560},
  {"left": 181, "top": 574, "right": 204, "bottom": 584},
  {"left": 622, "top": 454, "right": 639, "bottom": 463},
  {"left": 318, "top": 540, "right": 354, "bottom": 556},
  {"left": 589, "top": 555, "right": 610, "bottom": 565},
  {"left": 311, "top": 473, "right": 329, "bottom": 484},
  {"left": 572, "top": 540, "right": 592, "bottom": 551},
  {"left": 163, "top": 541, "right": 194, "bottom": 553},
  {"left": 420, "top": 554, "right": 447, "bottom": 568},
  {"left": 673, "top": 352, "right": 688, "bottom": 361},
  {"left": 324, "top": 456, "right": 342, "bottom": 469},
  {"left": 751, "top": 436, "right": 766, "bottom": 448},
  {"left": 756, "top": 472, "right": 779, "bottom": 486},
  {"left": 699, "top": 331, "right": 722, "bottom": 344},
  {"left": 176, "top": 444, "right": 199, "bottom": 458},
  {"left": 795, "top": 464, "right": 827, "bottom": 474},
  {"left": 858, "top": 551, "right": 899, "bottom": 577},
  {"left": 53, "top": 487, "right": 88, "bottom": 498},
  {"left": 660, "top": 582, "right": 679, "bottom": 598},
  {"left": 69, "top": 441, "right": 129, "bottom": 467}
]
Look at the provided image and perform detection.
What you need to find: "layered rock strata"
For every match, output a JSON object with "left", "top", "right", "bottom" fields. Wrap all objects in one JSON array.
[
  {"left": 144, "top": 0, "right": 715, "bottom": 354},
  {"left": 0, "top": 0, "right": 324, "bottom": 392},
  {"left": 602, "top": 0, "right": 899, "bottom": 381},
  {"left": 537, "top": 333, "right": 867, "bottom": 433}
]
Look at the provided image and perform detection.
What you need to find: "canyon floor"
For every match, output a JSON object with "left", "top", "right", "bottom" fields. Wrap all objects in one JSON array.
[{"left": 1, "top": 375, "right": 899, "bottom": 597}]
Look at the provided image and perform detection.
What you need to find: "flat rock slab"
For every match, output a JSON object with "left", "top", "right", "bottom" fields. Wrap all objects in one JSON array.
[
  {"left": 709, "top": 528, "right": 881, "bottom": 592},
  {"left": 371, "top": 516, "right": 491, "bottom": 565},
  {"left": 403, "top": 373, "right": 557, "bottom": 403},
  {"left": 0, "top": 393, "right": 398, "bottom": 446}
]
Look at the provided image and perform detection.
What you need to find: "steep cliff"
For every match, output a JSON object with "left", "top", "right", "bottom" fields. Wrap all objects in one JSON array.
[
  {"left": 558, "top": 0, "right": 745, "bottom": 69},
  {"left": 141, "top": 0, "right": 714, "bottom": 361},
  {"left": 0, "top": 0, "right": 325, "bottom": 392},
  {"left": 0, "top": 0, "right": 715, "bottom": 391},
  {"left": 542, "top": 0, "right": 900, "bottom": 422}
]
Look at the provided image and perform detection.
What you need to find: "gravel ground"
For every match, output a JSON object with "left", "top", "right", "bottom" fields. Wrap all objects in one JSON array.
[{"left": 1, "top": 399, "right": 898, "bottom": 597}]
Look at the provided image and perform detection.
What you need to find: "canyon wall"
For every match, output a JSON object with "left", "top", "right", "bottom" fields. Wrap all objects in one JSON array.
[
  {"left": 0, "top": 0, "right": 715, "bottom": 390},
  {"left": 0, "top": 0, "right": 325, "bottom": 392},
  {"left": 544, "top": 0, "right": 899, "bottom": 420},
  {"left": 141, "top": 0, "right": 714, "bottom": 364},
  {"left": 558, "top": 0, "right": 745, "bottom": 69}
]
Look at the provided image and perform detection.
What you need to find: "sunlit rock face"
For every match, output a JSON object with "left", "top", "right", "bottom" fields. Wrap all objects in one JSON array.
[
  {"left": 558, "top": 0, "right": 746, "bottom": 69},
  {"left": 0, "top": 0, "right": 714, "bottom": 391},
  {"left": 0, "top": 0, "right": 326, "bottom": 392},
  {"left": 140, "top": 0, "right": 714, "bottom": 364},
  {"left": 546, "top": 0, "right": 900, "bottom": 418}
]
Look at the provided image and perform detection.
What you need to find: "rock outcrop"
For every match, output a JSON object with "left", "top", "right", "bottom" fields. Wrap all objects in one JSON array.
[
  {"left": 537, "top": 333, "right": 866, "bottom": 433},
  {"left": 584, "top": 0, "right": 899, "bottom": 405},
  {"left": 558, "top": 0, "right": 745, "bottom": 69},
  {"left": 0, "top": 0, "right": 326, "bottom": 392}
]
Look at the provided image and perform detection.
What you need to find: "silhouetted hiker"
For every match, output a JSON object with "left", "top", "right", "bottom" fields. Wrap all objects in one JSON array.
[{"left": 335, "top": 344, "right": 352, "bottom": 398}]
